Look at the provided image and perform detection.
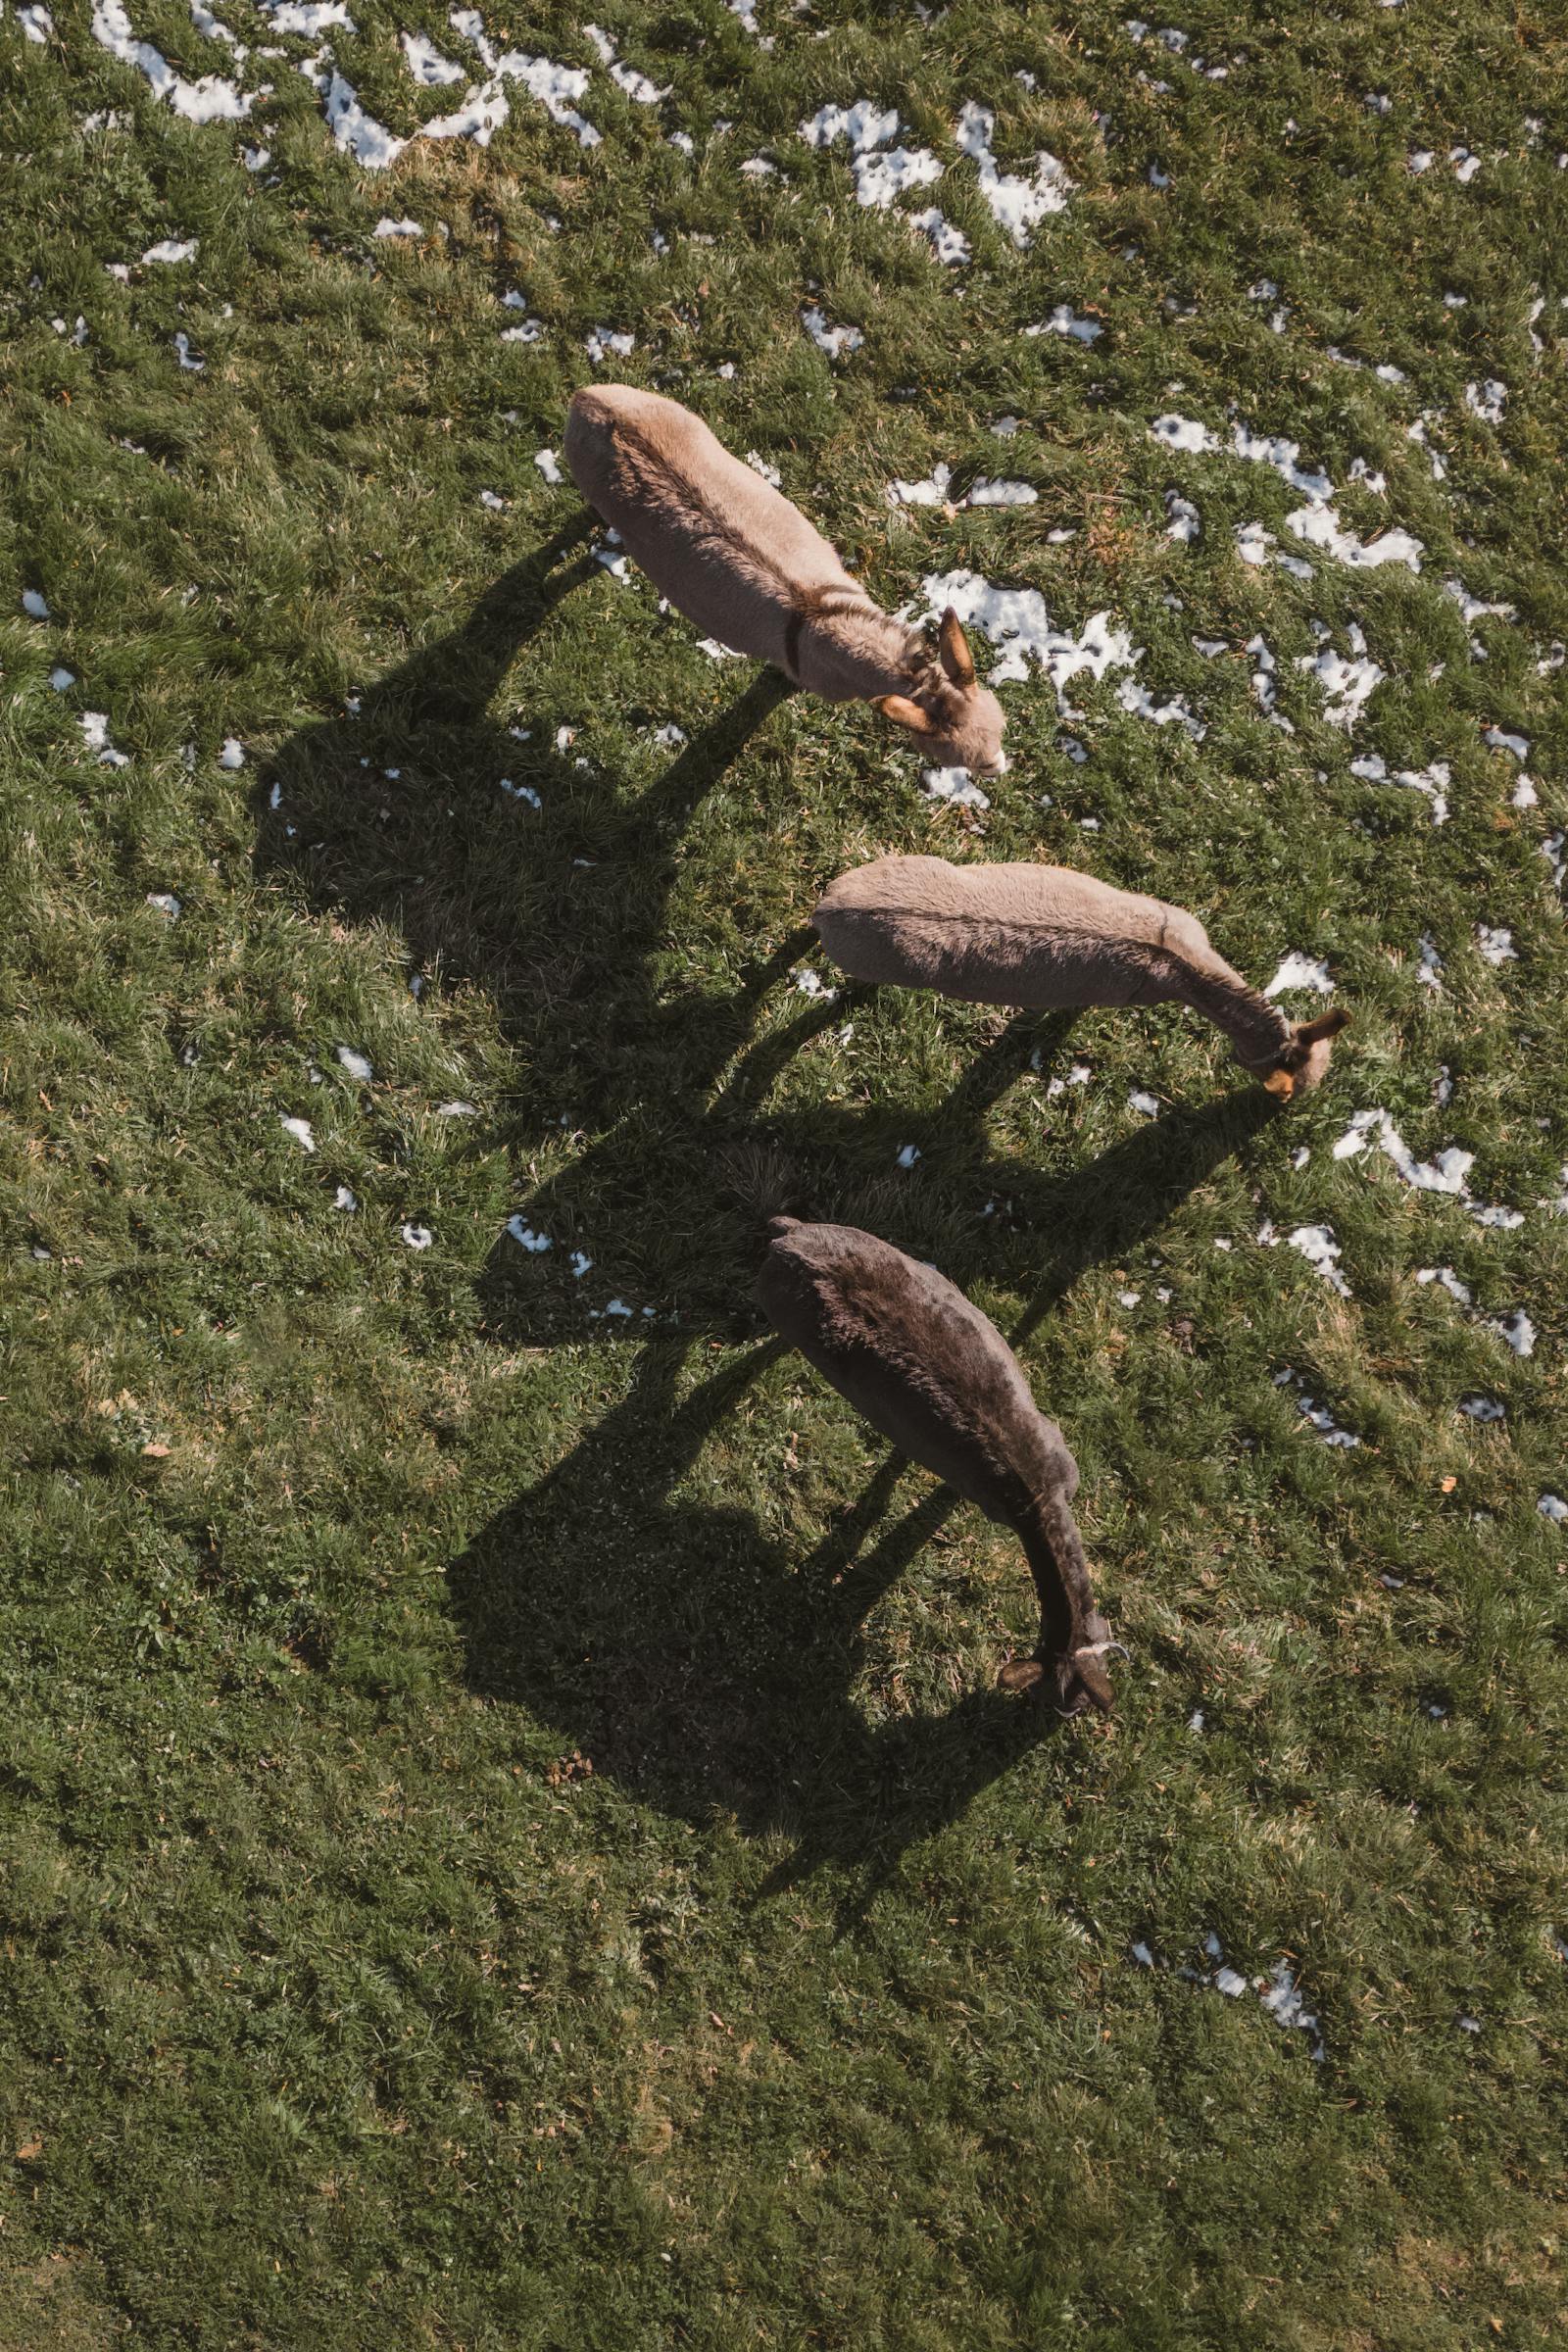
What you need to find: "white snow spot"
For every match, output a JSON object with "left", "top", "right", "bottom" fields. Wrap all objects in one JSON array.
[
  {"left": 1128, "top": 1090, "right": 1160, "bottom": 1117},
  {"left": 889, "top": 463, "right": 953, "bottom": 508},
  {"left": 1275, "top": 1367, "right": 1360, "bottom": 1447},
  {"left": 145, "top": 892, "right": 181, "bottom": 917},
  {"left": 533, "top": 448, "right": 563, "bottom": 483},
  {"left": 966, "top": 477, "right": 1039, "bottom": 507},
  {"left": 1418, "top": 1266, "right": 1473, "bottom": 1306},
  {"left": 910, "top": 208, "right": 969, "bottom": 264},
  {"left": 1295, "top": 644, "right": 1384, "bottom": 731},
  {"left": 585, "top": 325, "right": 635, "bottom": 365},
  {"left": 280, "top": 1115, "right": 317, "bottom": 1153},
  {"left": 79, "top": 712, "right": 130, "bottom": 767},
  {"left": 1458, "top": 1395, "right": 1504, "bottom": 1423},
  {"left": 335, "top": 1045, "right": 372, "bottom": 1082},
  {"left": 1417, "top": 935, "right": 1444, "bottom": 990},
  {"left": 218, "top": 737, "right": 245, "bottom": 769},
  {"left": 1265, "top": 952, "right": 1333, "bottom": 998},
  {"left": 23, "top": 590, "right": 49, "bottom": 619},
  {"left": 172, "top": 331, "right": 206, "bottom": 372},
  {"left": 1446, "top": 578, "right": 1516, "bottom": 626},
  {"left": 507, "top": 1218, "right": 552, "bottom": 1251},
  {"left": 1490, "top": 1308, "right": 1535, "bottom": 1357},
  {"left": 915, "top": 569, "right": 1140, "bottom": 699},
  {"left": 372, "top": 217, "right": 422, "bottom": 239},
  {"left": 49, "top": 667, "right": 76, "bottom": 692},
  {"left": 90, "top": 0, "right": 254, "bottom": 121},
  {"left": 1348, "top": 752, "right": 1449, "bottom": 826},
  {"left": 402, "top": 28, "right": 465, "bottom": 83},
  {"left": 921, "top": 765, "right": 991, "bottom": 810},
  {"left": 800, "top": 100, "right": 901, "bottom": 151},
  {"left": 1165, "top": 492, "right": 1200, "bottom": 543},
  {"left": 499, "top": 778, "right": 541, "bottom": 808},
  {"left": 1026, "top": 306, "right": 1102, "bottom": 345},
  {"left": 1116, "top": 678, "right": 1205, "bottom": 741},
  {"left": 956, "top": 100, "right": 1073, "bottom": 244},
  {"left": 333, "top": 1186, "right": 358, "bottom": 1211},
  {"left": 141, "top": 237, "right": 198, "bottom": 264},
  {"left": 1465, "top": 378, "right": 1506, "bottom": 423},
  {"left": 401, "top": 1222, "right": 433, "bottom": 1250},
  {"left": 1538, "top": 1494, "right": 1568, "bottom": 1522},
  {"left": 801, "top": 306, "right": 863, "bottom": 359},
  {"left": 1476, "top": 926, "right": 1516, "bottom": 966},
  {"left": 896, "top": 1144, "right": 922, "bottom": 1168},
  {"left": 1483, "top": 726, "right": 1530, "bottom": 761},
  {"left": 1289, "top": 1223, "right": 1349, "bottom": 1296}
]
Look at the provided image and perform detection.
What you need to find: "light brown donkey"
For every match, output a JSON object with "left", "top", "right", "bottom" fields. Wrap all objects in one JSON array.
[
  {"left": 564, "top": 385, "right": 1006, "bottom": 772},
  {"left": 814, "top": 856, "right": 1348, "bottom": 1099},
  {"left": 759, "top": 1216, "right": 1118, "bottom": 1714}
]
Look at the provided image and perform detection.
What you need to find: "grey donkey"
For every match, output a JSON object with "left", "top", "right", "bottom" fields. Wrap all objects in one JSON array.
[
  {"left": 814, "top": 855, "right": 1348, "bottom": 1100},
  {"left": 759, "top": 1216, "right": 1118, "bottom": 1714},
  {"left": 564, "top": 385, "right": 1006, "bottom": 773}
]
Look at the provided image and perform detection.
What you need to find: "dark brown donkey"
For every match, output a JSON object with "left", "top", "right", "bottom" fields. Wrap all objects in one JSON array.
[{"left": 759, "top": 1217, "right": 1118, "bottom": 1714}]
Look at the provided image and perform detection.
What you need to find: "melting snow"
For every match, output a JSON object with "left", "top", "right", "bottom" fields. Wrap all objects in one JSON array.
[
  {"left": 1418, "top": 1267, "right": 1473, "bottom": 1305},
  {"left": 915, "top": 570, "right": 1140, "bottom": 699},
  {"left": 1116, "top": 679, "right": 1204, "bottom": 740},
  {"left": 1026, "top": 306, "right": 1102, "bottom": 344},
  {"left": 802, "top": 306, "right": 863, "bottom": 359},
  {"left": 142, "top": 237, "right": 198, "bottom": 263},
  {"left": 956, "top": 100, "right": 1073, "bottom": 243},
  {"left": 1275, "top": 1368, "right": 1361, "bottom": 1447},
  {"left": 402, "top": 28, "right": 465, "bottom": 83},
  {"left": 1265, "top": 953, "right": 1332, "bottom": 997},
  {"left": 23, "top": 590, "right": 49, "bottom": 618},
  {"left": 921, "top": 765, "right": 991, "bottom": 810},
  {"left": 507, "top": 1218, "right": 552, "bottom": 1251},
  {"left": 800, "top": 100, "right": 901, "bottom": 151},
  {"left": 1289, "top": 1224, "right": 1349, "bottom": 1296},
  {"left": 1464, "top": 379, "right": 1506, "bottom": 423},
  {"left": 280, "top": 1115, "right": 317, "bottom": 1152},
  {"left": 90, "top": 0, "right": 255, "bottom": 122},
  {"left": 335, "top": 1045, "right": 372, "bottom": 1081},
  {"left": 145, "top": 892, "right": 181, "bottom": 917},
  {"left": 910, "top": 209, "right": 969, "bottom": 264},
  {"left": 1539, "top": 1494, "right": 1568, "bottom": 1522},
  {"left": 1296, "top": 645, "right": 1384, "bottom": 731},
  {"left": 1128, "top": 1090, "right": 1160, "bottom": 1116},
  {"left": 1349, "top": 753, "right": 1449, "bottom": 825},
  {"left": 79, "top": 712, "right": 130, "bottom": 767},
  {"left": 402, "top": 1223, "right": 433, "bottom": 1250},
  {"left": 1489, "top": 1309, "right": 1535, "bottom": 1357},
  {"left": 1458, "top": 1395, "right": 1504, "bottom": 1423},
  {"left": 218, "top": 737, "right": 245, "bottom": 768},
  {"left": 1476, "top": 926, "right": 1516, "bottom": 965},
  {"left": 534, "top": 448, "right": 563, "bottom": 483},
  {"left": 1166, "top": 492, "right": 1200, "bottom": 542},
  {"left": 373, "top": 217, "right": 422, "bottom": 238},
  {"left": 585, "top": 325, "right": 635, "bottom": 364}
]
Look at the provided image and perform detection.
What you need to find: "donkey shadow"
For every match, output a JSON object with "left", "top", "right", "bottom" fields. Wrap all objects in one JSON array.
[
  {"left": 450, "top": 1082, "right": 1281, "bottom": 1886},
  {"left": 255, "top": 520, "right": 800, "bottom": 1083}
]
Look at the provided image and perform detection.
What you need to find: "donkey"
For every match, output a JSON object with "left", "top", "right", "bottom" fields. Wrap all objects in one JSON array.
[
  {"left": 813, "top": 855, "right": 1348, "bottom": 1099},
  {"left": 759, "top": 1216, "right": 1118, "bottom": 1714},
  {"left": 564, "top": 385, "right": 1006, "bottom": 772}
]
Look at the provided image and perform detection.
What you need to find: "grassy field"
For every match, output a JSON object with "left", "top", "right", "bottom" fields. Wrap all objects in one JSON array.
[{"left": 4, "top": 0, "right": 1568, "bottom": 2342}]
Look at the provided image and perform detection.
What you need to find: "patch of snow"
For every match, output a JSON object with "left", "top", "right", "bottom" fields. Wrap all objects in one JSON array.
[
  {"left": 956, "top": 100, "right": 1073, "bottom": 244},
  {"left": 280, "top": 1115, "right": 317, "bottom": 1152},
  {"left": 1296, "top": 644, "right": 1384, "bottom": 731},
  {"left": 1265, "top": 952, "right": 1333, "bottom": 997},
  {"left": 1464, "top": 378, "right": 1506, "bottom": 423},
  {"left": 403, "top": 27, "right": 465, "bottom": 82},
  {"left": 1289, "top": 1223, "right": 1349, "bottom": 1296},
  {"left": 1476, "top": 926, "right": 1516, "bottom": 966},
  {"left": 1418, "top": 1266, "right": 1473, "bottom": 1306},
  {"left": 1458, "top": 1395, "right": 1504, "bottom": 1423},
  {"left": 1166, "top": 492, "right": 1200, "bottom": 542},
  {"left": 172, "top": 331, "right": 206, "bottom": 371},
  {"left": 585, "top": 325, "right": 635, "bottom": 365},
  {"left": 335, "top": 1045, "right": 372, "bottom": 1081},
  {"left": 23, "top": 590, "right": 50, "bottom": 619},
  {"left": 373, "top": 217, "right": 421, "bottom": 239},
  {"left": 915, "top": 569, "right": 1140, "bottom": 700},
  {"left": 920, "top": 765, "right": 991, "bottom": 810},
  {"left": 145, "top": 892, "right": 181, "bottom": 916},
  {"left": 910, "top": 208, "right": 969, "bottom": 264},
  {"left": 90, "top": 0, "right": 254, "bottom": 121},
  {"left": 1026, "top": 305, "right": 1102, "bottom": 344},
  {"left": 79, "top": 712, "right": 130, "bottom": 767},
  {"left": 1128, "top": 1090, "right": 1160, "bottom": 1116},
  {"left": 142, "top": 236, "right": 198, "bottom": 263},
  {"left": 333, "top": 1185, "right": 358, "bottom": 1211},
  {"left": 1275, "top": 1366, "right": 1361, "bottom": 1447},
  {"left": 507, "top": 1218, "right": 552, "bottom": 1251},
  {"left": 1489, "top": 1309, "right": 1535, "bottom": 1357},
  {"left": 401, "top": 1223, "right": 433, "bottom": 1250},
  {"left": 1348, "top": 752, "right": 1449, "bottom": 826},
  {"left": 218, "top": 737, "right": 245, "bottom": 768},
  {"left": 1539, "top": 1494, "right": 1568, "bottom": 1523},
  {"left": 802, "top": 306, "right": 862, "bottom": 359},
  {"left": 534, "top": 447, "right": 562, "bottom": 483},
  {"left": 1116, "top": 678, "right": 1204, "bottom": 740}
]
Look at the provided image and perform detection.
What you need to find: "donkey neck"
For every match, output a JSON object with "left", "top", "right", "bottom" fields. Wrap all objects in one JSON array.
[
  {"left": 1015, "top": 1487, "right": 1096, "bottom": 1655},
  {"left": 794, "top": 591, "right": 926, "bottom": 699}
]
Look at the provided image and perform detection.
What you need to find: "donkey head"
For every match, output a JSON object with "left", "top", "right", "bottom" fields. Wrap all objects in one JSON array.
[
  {"left": 877, "top": 609, "right": 1007, "bottom": 775},
  {"left": 1260, "top": 1006, "right": 1350, "bottom": 1102},
  {"left": 997, "top": 1610, "right": 1121, "bottom": 1717}
]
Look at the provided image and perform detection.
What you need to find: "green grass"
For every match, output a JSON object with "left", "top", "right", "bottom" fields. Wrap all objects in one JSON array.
[{"left": 4, "top": 1, "right": 1568, "bottom": 2343}]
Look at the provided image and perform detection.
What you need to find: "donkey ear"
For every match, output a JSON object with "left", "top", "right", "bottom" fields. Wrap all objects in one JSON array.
[
  {"left": 877, "top": 693, "right": 935, "bottom": 735},
  {"left": 938, "top": 607, "right": 976, "bottom": 687}
]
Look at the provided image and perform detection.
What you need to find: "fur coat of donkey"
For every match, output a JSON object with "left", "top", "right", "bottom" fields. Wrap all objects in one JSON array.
[
  {"left": 564, "top": 385, "right": 1005, "bottom": 772},
  {"left": 759, "top": 1217, "right": 1118, "bottom": 1714}
]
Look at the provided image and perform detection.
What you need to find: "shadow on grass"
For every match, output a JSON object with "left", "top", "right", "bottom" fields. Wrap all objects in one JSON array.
[
  {"left": 254, "top": 519, "right": 799, "bottom": 1061},
  {"left": 450, "top": 1083, "right": 1282, "bottom": 1884}
]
